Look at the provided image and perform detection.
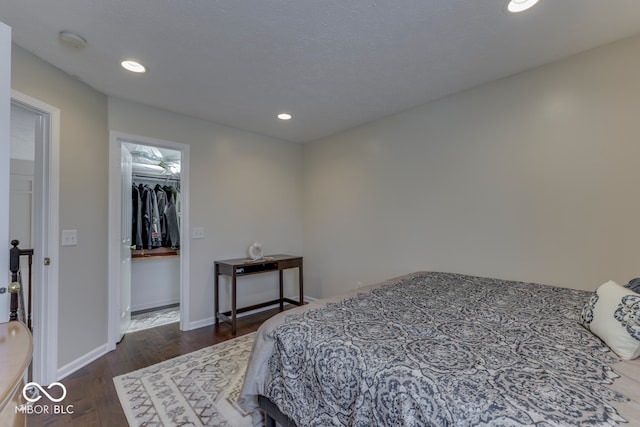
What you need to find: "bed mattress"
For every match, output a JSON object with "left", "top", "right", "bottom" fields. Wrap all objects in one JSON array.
[{"left": 239, "top": 272, "right": 640, "bottom": 426}]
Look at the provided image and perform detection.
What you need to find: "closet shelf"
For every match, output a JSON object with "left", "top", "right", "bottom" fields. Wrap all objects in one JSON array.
[{"left": 131, "top": 247, "right": 179, "bottom": 260}]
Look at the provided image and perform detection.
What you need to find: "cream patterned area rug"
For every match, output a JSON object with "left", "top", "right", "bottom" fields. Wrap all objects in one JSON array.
[{"left": 114, "top": 332, "right": 255, "bottom": 426}]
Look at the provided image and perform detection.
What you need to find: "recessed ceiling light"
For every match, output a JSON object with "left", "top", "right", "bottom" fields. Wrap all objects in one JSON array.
[
  {"left": 505, "top": 0, "right": 540, "bottom": 13},
  {"left": 277, "top": 113, "right": 292, "bottom": 120},
  {"left": 121, "top": 60, "right": 146, "bottom": 73}
]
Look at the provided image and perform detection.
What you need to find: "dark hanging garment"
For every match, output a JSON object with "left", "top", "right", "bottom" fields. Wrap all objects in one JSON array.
[
  {"left": 139, "top": 184, "right": 153, "bottom": 249},
  {"left": 164, "top": 185, "right": 180, "bottom": 249},
  {"left": 147, "top": 187, "right": 162, "bottom": 248},
  {"left": 132, "top": 184, "right": 143, "bottom": 249},
  {"left": 154, "top": 184, "right": 168, "bottom": 246}
]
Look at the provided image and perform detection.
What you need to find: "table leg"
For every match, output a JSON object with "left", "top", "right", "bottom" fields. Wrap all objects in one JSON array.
[
  {"left": 299, "top": 263, "right": 304, "bottom": 305},
  {"left": 279, "top": 270, "right": 284, "bottom": 311},
  {"left": 231, "top": 273, "right": 237, "bottom": 335},
  {"left": 214, "top": 264, "right": 219, "bottom": 325}
]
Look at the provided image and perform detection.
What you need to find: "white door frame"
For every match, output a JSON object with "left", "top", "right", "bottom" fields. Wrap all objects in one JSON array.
[
  {"left": 0, "top": 22, "right": 11, "bottom": 323},
  {"left": 11, "top": 90, "right": 60, "bottom": 386},
  {"left": 107, "top": 131, "right": 190, "bottom": 350}
]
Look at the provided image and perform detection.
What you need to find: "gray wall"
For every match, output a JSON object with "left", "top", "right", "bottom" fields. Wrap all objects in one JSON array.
[
  {"left": 302, "top": 34, "right": 640, "bottom": 298},
  {"left": 108, "top": 97, "right": 303, "bottom": 326},
  {"left": 11, "top": 45, "right": 109, "bottom": 368}
]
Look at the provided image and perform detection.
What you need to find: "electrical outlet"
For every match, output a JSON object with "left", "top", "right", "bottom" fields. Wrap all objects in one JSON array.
[
  {"left": 61, "top": 229, "right": 78, "bottom": 246},
  {"left": 192, "top": 227, "right": 205, "bottom": 239}
]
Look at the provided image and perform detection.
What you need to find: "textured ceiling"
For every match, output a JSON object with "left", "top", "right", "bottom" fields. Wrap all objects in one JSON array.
[{"left": 2, "top": 0, "right": 640, "bottom": 143}]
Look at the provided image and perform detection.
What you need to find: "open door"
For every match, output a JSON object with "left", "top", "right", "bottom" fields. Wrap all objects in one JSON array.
[
  {"left": 119, "top": 144, "right": 132, "bottom": 340},
  {"left": 0, "top": 22, "right": 12, "bottom": 322}
]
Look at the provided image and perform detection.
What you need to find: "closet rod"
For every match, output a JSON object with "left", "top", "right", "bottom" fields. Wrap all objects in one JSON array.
[{"left": 132, "top": 172, "right": 180, "bottom": 181}]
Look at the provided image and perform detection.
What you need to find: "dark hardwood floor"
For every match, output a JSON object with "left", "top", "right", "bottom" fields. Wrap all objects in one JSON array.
[{"left": 28, "top": 308, "right": 283, "bottom": 427}]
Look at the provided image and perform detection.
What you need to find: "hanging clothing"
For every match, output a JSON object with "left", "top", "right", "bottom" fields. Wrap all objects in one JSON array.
[
  {"left": 138, "top": 184, "right": 151, "bottom": 249},
  {"left": 154, "top": 184, "right": 168, "bottom": 246},
  {"left": 175, "top": 187, "right": 181, "bottom": 231},
  {"left": 163, "top": 185, "right": 180, "bottom": 249},
  {"left": 145, "top": 186, "right": 162, "bottom": 248},
  {"left": 131, "top": 179, "right": 180, "bottom": 250},
  {"left": 131, "top": 184, "right": 143, "bottom": 249}
]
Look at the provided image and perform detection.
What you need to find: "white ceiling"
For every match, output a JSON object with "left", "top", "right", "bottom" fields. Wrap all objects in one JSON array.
[{"left": 2, "top": 0, "right": 640, "bottom": 143}]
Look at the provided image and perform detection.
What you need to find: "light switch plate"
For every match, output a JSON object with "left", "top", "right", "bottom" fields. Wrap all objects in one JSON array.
[
  {"left": 61, "top": 229, "right": 78, "bottom": 246},
  {"left": 192, "top": 227, "right": 205, "bottom": 239}
]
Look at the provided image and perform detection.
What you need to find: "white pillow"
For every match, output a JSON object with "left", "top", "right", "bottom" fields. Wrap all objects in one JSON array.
[{"left": 579, "top": 280, "right": 640, "bottom": 360}]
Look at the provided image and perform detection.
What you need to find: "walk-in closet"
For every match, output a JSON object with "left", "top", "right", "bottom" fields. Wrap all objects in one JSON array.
[{"left": 124, "top": 142, "right": 181, "bottom": 333}]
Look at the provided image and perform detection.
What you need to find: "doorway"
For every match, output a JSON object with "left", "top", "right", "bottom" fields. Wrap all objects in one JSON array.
[
  {"left": 10, "top": 103, "right": 38, "bottom": 293},
  {"left": 108, "top": 132, "right": 190, "bottom": 350},
  {"left": 125, "top": 142, "right": 181, "bottom": 334},
  {"left": 9, "top": 90, "right": 60, "bottom": 386}
]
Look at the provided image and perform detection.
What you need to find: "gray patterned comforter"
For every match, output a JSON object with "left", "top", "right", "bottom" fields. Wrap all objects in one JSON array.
[{"left": 239, "top": 272, "right": 637, "bottom": 426}]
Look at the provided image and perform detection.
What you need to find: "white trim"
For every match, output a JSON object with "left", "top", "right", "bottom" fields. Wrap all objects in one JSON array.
[
  {"left": 0, "top": 23, "right": 10, "bottom": 324},
  {"left": 0, "top": 22, "right": 11, "bottom": 323},
  {"left": 10, "top": 90, "right": 60, "bottom": 386},
  {"left": 180, "top": 144, "right": 190, "bottom": 332},
  {"left": 56, "top": 343, "right": 108, "bottom": 382},
  {"left": 188, "top": 316, "right": 216, "bottom": 330},
  {"left": 108, "top": 131, "right": 190, "bottom": 351},
  {"left": 131, "top": 298, "right": 180, "bottom": 313},
  {"left": 107, "top": 135, "right": 121, "bottom": 350}
]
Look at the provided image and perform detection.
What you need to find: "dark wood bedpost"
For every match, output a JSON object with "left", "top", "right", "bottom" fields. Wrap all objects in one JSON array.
[{"left": 9, "top": 240, "right": 21, "bottom": 321}]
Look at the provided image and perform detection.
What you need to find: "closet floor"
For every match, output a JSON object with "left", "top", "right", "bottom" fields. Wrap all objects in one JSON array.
[{"left": 127, "top": 305, "right": 180, "bottom": 333}]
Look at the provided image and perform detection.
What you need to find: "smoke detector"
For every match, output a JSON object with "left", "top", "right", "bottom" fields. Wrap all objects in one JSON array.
[{"left": 59, "top": 31, "right": 87, "bottom": 49}]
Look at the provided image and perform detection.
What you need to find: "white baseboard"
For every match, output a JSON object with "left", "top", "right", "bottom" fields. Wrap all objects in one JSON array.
[
  {"left": 187, "top": 316, "right": 216, "bottom": 330},
  {"left": 132, "top": 298, "right": 180, "bottom": 313},
  {"left": 57, "top": 343, "right": 109, "bottom": 381}
]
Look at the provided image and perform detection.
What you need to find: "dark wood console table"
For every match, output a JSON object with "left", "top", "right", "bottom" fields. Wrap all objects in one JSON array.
[{"left": 214, "top": 254, "right": 303, "bottom": 335}]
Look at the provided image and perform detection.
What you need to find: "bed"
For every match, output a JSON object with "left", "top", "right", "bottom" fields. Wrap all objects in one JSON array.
[{"left": 238, "top": 271, "right": 640, "bottom": 426}]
